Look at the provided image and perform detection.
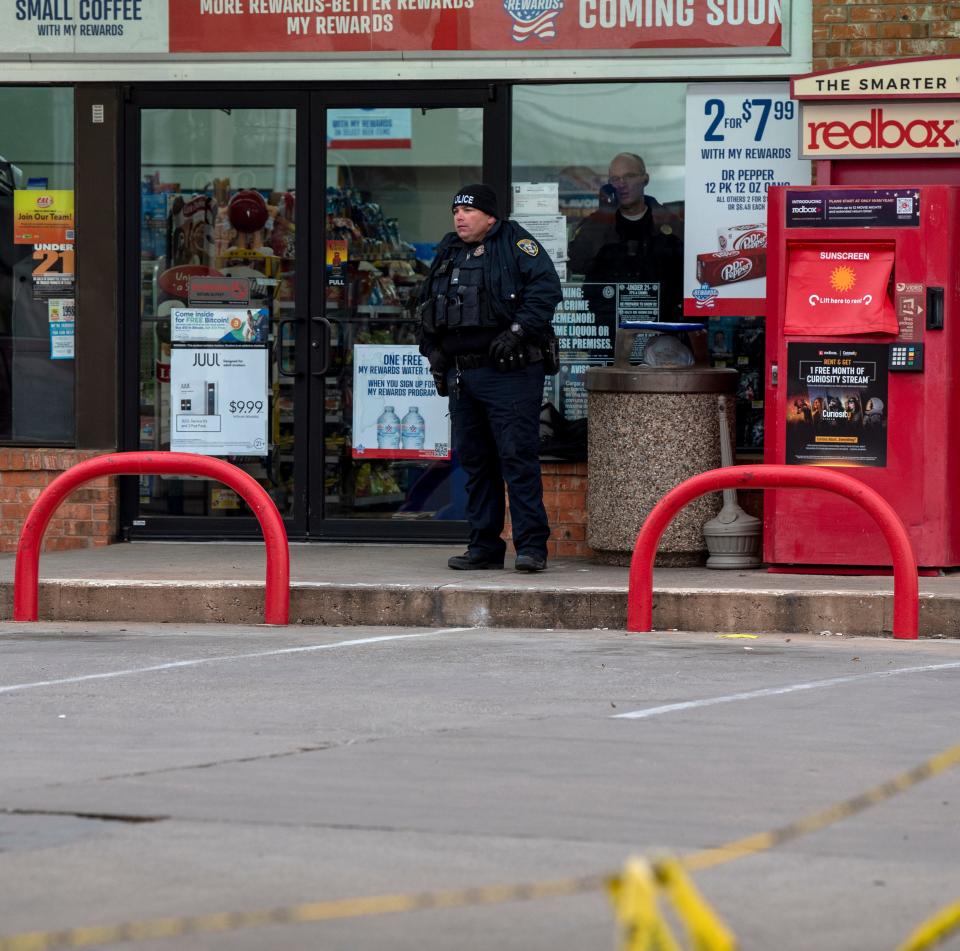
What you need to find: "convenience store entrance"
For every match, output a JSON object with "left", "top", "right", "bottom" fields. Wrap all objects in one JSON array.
[{"left": 123, "top": 86, "right": 499, "bottom": 541}]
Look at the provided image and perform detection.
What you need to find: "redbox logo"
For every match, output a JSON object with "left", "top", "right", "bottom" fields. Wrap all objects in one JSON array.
[{"left": 807, "top": 108, "right": 957, "bottom": 152}]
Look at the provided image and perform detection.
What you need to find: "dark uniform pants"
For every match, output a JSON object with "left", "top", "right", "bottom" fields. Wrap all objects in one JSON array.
[{"left": 448, "top": 361, "right": 550, "bottom": 560}]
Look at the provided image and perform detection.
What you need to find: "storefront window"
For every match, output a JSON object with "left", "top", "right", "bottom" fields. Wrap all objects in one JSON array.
[
  {"left": 512, "top": 83, "right": 765, "bottom": 454},
  {"left": 0, "top": 87, "right": 75, "bottom": 445}
]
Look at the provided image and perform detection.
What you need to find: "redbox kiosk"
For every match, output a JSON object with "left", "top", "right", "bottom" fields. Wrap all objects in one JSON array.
[{"left": 764, "top": 184, "right": 960, "bottom": 569}]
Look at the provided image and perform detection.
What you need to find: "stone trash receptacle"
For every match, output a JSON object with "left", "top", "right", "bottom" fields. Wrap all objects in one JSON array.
[{"left": 585, "top": 350, "right": 738, "bottom": 566}]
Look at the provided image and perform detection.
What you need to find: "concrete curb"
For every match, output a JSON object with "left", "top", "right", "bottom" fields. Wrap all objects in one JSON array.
[{"left": 2, "top": 580, "right": 958, "bottom": 637}]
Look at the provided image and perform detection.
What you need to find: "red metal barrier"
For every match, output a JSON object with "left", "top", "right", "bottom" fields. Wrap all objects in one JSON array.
[
  {"left": 628, "top": 465, "right": 919, "bottom": 639},
  {"left": 14, "top": 452, "right": 289, "bottom": 625}
]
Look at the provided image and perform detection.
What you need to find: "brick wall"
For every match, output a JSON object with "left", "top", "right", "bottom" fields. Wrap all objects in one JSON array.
[
  {"left": 503, "top": 460, "right": 592, "bottom": 559},
  {"left": 813, "top": 1, "right": 960, "bottom": 69},
  {"left": 0, "top": 449, "right": 118, "bottom": 553}
]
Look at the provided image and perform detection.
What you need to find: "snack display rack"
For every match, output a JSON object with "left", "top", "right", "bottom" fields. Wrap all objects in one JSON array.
[{"left": 321, "top": 186, "right": 436, "bottom": 514}]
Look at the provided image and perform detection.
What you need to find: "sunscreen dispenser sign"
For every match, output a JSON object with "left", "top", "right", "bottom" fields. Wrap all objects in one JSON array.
[{"left": 764, "top": 184, "right": 960, "bottom": 569}]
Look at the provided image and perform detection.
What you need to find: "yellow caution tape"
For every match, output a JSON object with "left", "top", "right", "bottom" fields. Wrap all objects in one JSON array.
[
  {"left": 0, "top": 876, "right": 608, "bottom": 951},
  {"left": 607, "top": 859, "right": 683, "bottom": 951},
  {"left": 716, "top": 634, "right": 759, "bottom": 639},
  {"left": 680, "top": 740, "right": 960, "bottom": 873},
  {"left": 894, "top": 899, "right": 960, "bottom": 951},
  {"left": 4, "top": 741, "right": 960, "bottom": 951},
  {"left": 655, "top": 859, "right": 737, "bottom": 951}
]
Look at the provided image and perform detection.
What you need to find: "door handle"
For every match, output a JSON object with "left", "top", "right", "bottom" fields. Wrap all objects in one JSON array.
[
  {"left": 275, "top": 318, "right": 299, "bottom": 378},
  {"left": 311, "top": 316, "right": 332, "bottom": 376}
]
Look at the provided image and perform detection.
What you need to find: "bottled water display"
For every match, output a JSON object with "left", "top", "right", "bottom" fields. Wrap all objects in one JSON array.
[
  {"left": 401, "top": 406, "right": 426, "bottom": 450},
  {"left": 376, "top": 405, "right": 401, "bottom": 449}
]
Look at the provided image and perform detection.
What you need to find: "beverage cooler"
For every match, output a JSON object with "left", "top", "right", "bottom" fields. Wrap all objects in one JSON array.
[{"left": 764, "top": 184, "right": 960, "bottom": 570}]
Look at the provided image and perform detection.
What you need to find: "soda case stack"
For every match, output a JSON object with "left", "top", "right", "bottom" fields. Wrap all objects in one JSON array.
[{"left": 696, "top": 223, "right": 768, "bottom": 287}]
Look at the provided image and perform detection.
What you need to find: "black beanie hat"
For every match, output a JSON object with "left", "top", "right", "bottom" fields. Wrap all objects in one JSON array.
[{"left": 452, "top": 183, "right": 498, "bottom": 218}]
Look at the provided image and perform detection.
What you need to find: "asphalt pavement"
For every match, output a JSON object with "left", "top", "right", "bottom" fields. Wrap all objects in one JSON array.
[{"left": 1, "top": 622, "right": 959, "bottom": 949}]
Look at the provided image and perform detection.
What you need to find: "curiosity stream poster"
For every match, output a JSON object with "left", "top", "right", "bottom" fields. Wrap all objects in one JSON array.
[
  {"left": 352, "top": 345, "right": 451, "bottom": 461},
  {"left": 785, "top": 343, "right": 888, "bottom": 467}
]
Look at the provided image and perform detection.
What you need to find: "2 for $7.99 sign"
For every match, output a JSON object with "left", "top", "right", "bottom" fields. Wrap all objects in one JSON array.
[{"left": 683, "top": 82, "right": 810, "bottom": 317}]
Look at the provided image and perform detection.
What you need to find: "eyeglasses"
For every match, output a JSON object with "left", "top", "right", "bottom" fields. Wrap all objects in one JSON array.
[{"left": 608, "top": 173, "right": 644, "bottom": 185}]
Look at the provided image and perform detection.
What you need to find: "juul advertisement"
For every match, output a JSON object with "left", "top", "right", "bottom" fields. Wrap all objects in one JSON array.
[
  {"left": 785, "top": 343, "right": 888, "bottom": 467},
  {"left": 0, "top": 0, "right": 771, "bottom": 55},
  {"left": 170, "top": 346, "right": 269, "bottom": 456}
]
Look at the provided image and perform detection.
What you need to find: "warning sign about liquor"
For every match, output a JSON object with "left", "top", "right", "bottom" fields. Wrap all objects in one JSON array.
[{"left": 785, "top": 342, "right": 888, "bottom": 467}]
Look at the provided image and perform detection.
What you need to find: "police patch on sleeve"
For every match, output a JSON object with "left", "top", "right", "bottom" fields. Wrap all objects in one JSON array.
[{"left": 517, "top": 238, "right": 540, "bottom": 257}]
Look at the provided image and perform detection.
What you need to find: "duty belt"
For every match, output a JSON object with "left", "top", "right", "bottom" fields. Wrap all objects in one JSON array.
[{"left": 453, "top": 346, "right": 544, "bottom": 370}]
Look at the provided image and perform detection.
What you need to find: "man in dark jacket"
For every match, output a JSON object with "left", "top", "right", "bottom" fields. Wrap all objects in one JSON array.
[
  {"left": 418, "top": 184, "right": 562, "bottom": 572},
  {"left": 568, "top": 152, "right": 684, "bottom": 277}
]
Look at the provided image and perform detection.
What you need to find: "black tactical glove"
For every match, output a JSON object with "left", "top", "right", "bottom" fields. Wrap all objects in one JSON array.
[
  {"left": 427, "top": 350, "right": 449, "bottom": 397},
  {"left": 489, "top": 328, "right": 529, "bottom": 373}
]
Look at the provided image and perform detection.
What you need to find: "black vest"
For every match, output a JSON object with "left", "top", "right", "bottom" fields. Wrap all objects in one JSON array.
[{"left": 420, "top": 243, "right": 498, "bottom": 334}]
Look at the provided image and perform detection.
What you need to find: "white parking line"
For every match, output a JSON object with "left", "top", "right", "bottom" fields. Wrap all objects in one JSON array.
[
  {"left": 612, "top": 661, "right": 960, "bottom": 720},
  {"left": 0, "top": 628, "right": 472, "bottom": 695}
]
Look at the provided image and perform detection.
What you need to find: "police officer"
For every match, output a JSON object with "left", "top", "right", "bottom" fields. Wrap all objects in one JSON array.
[{"left": 418, "top": 184, "right": 562, "bottom": 572}]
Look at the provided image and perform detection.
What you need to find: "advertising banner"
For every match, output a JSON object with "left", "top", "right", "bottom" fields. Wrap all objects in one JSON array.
[
  {"left": 352, "top": 344, "right": 450, "bottom": 461},
  {"left": 3, "top": 1, "right": 167, "bottom": 53},
  {"left": 327, "top": 109, "right": 412, "bottom": 148},
  {"left": 170, "top": 346, "right": 269, "bottom": 456},
  {"left": 785, "top": 188, "right": 921, "bottom": 229},
  {"left": 783, "top": 245, "right": 897, "bottom": 336},
  {"left": 168, "top": 2, "right": 785, "bottom": 55},
  {"left": 14, "top": 190, "right": 74, "bottom": 245},
  {"left": 2, "top": 0, "right": 787, "bottom": 56},
  {"left": 171, "top": 306, "right": 270, "bottom": 343},
  {"left": 683, "top": 83, "right": 810, "bottom": 317},
  {"left": 785, "top": 342, "right": 888, "bottom": 467}
]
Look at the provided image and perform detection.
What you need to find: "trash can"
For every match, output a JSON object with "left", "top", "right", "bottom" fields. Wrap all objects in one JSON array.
[{"left": 585, "top": 322, "right": 738, "bottom": 566}]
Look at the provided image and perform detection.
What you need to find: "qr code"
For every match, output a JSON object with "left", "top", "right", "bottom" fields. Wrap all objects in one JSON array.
[
  {"left": 896, "top": 197, "right": 913, "bottom": 215},
  {"left": 66, "top": 229, "right": 76, "bottom": 240},
  {"left": 433, "top": 443, "right": 449, "bottom": 457}
]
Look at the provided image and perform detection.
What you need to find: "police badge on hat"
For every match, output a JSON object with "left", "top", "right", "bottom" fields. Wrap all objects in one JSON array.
[{"left": 517, "top": 238, "right": 539, "bottom": 256}]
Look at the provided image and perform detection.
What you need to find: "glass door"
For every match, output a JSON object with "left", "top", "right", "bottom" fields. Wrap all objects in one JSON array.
[
  {"left": 123, "top": 86, "right": 499, "bottom": 541},
  {"left": 312, "top": 101, "right": 483, "bottom": 538},
  {"left": 127, "top": 91, "right": 308, "bottom": 536}
]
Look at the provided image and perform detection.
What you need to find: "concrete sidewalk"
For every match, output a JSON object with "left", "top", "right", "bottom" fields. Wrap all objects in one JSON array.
[{"left": 1, "top": 541, "right": 958, "bottom": 636}]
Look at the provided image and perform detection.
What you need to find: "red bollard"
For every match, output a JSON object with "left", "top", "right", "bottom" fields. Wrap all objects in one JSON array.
[
  {"left": 628, "top": 465, "right": 919, "bottom": 639},
  {"left": 14, "top": 452, "right": 289, "bottom": 625}
]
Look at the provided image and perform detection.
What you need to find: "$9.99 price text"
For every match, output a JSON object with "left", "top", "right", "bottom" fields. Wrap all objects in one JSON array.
[{"left": 229, "top": 400, "right": 264, "bottom": 416}]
